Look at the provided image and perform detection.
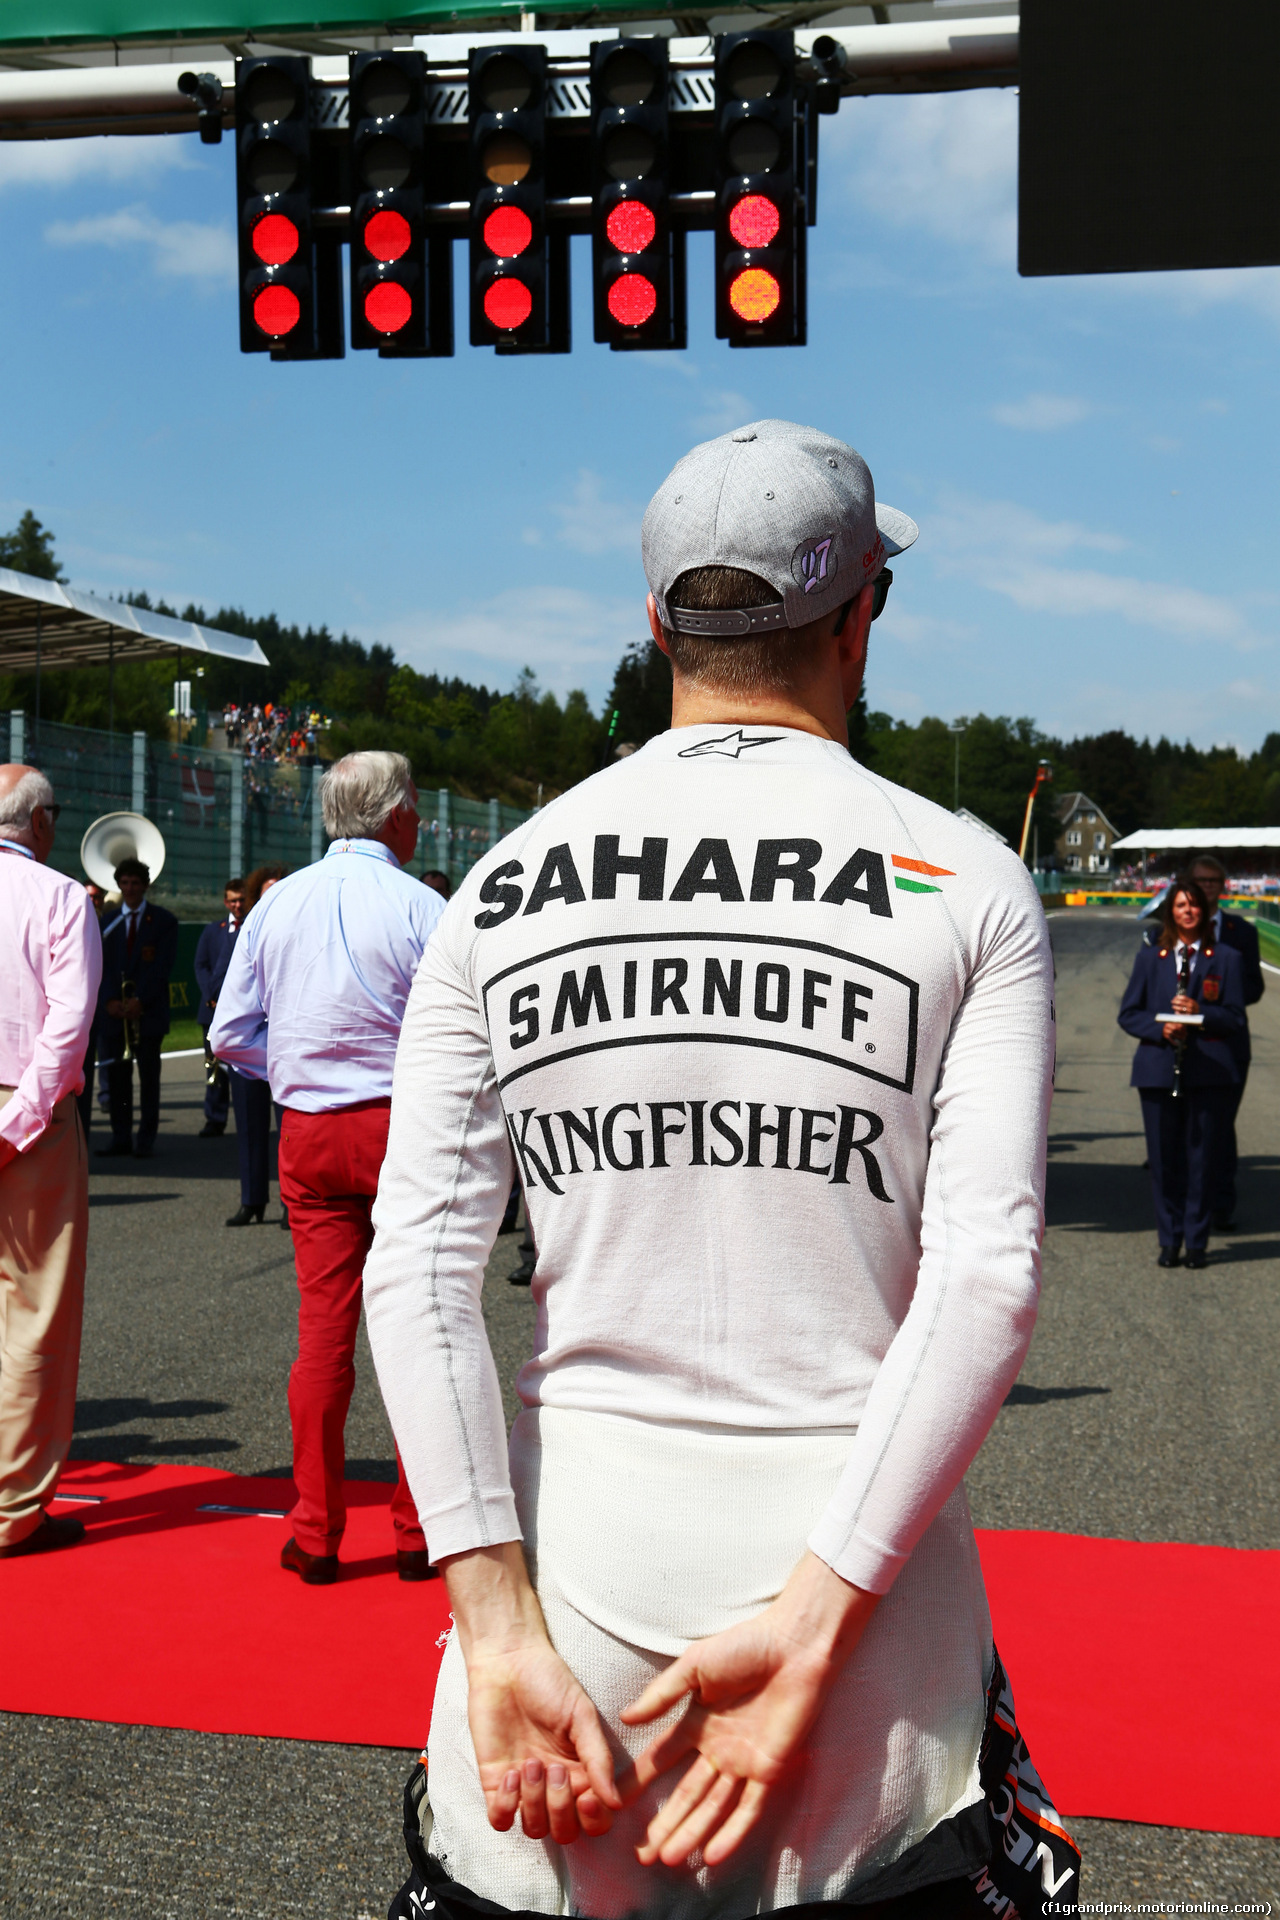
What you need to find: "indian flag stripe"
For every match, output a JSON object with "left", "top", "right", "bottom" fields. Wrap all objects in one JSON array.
[
  {"left": 895, "top": 876, "right": 941, "bottom": 894},
  {"left": 892, "top": 854, "right": 955, "bottom": 878}
]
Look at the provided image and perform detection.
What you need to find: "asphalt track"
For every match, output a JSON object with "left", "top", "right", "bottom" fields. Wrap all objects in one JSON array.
[{"left": 2, "top": 909, "right": 1277, "bottom": 1916}]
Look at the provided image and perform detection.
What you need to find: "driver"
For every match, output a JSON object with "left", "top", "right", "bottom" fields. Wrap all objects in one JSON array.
[{"left": 365, "top": 420, "right": 1077, "bottom": 1920}]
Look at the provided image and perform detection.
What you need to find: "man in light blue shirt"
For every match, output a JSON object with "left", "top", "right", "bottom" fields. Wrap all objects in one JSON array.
[{"left": 212, "top": 750, "right": 445, "bottom": 1586}]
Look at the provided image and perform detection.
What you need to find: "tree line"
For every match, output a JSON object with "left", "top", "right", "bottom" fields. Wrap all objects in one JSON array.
[
  {"left": 3, "top": 512, "right": 1276, "bottom": 831},
  {"left": 603, "top": 640, "right": 1280, "bottom": 847}
]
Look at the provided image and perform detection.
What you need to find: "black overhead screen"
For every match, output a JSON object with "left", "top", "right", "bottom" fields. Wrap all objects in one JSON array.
[{"left": 1018, "top": 0, "right": 1280, "bottom": 276}]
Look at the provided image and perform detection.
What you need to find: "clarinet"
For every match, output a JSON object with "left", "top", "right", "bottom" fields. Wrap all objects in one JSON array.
[{"left": 1171, "top": 944, "right": 1191, "bottom": 1102}]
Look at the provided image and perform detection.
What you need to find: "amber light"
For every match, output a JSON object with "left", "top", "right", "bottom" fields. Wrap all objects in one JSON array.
[
  {"left": 605, "top": 201, "right": 657, "bottom": 255},
  {"left": 728, "top": 266, "right": 780, "bottom": 323},
  {"left": 483, "top": 207, "right": 533, "bottom": 258},
  {"left": 364, "top": 281, "right": 412, "bottom": 333},
  {"left": 607, "top": 274, "right": 657, "bottom": 327},
  {"left": 364, "top": 208, "right": 411, "bottom": 263},
  {"left": 253, "top": 283, "right": 301, "bottom": 336},
  {"left": 251, "top": 213, "right": 299, "bottom": 266},
  {"left": 728, "top": 194, "right": 780, "bottom": 249},
  {"left": 484, "top": 278, "right": 533, "bottom": 329}
]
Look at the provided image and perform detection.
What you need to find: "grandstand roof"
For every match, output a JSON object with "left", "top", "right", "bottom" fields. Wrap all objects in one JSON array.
[{"left": 0, "top": 566, "right": 269, "bottom": 672}]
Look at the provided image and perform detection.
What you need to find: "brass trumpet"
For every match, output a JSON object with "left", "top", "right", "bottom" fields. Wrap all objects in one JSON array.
[{"left": 119, "top": 977, "right": 142, "bottom": 1064}]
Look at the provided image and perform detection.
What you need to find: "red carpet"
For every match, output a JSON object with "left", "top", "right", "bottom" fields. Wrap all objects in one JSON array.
[
  {"left": 0, "top": 1460, "right": 451, "bottom": 1749},
  {"left": 1, "top": 1464, "right": 1277, "bottom": 1836},
  {"left": 978, "top": 1527, "right": 1280, "bottom": 1838}
]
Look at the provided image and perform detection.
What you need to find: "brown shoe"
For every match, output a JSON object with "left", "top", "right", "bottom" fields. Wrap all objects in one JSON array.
[
  {"left": 280, "top": 1536, "right": 338, "bottom": 1585},
  {"left": 0, "top": 1513, "right": 86, "bottom": 1558},
  {"left": 396, "top": 1549, "right": 439, "bottom": 1583}
]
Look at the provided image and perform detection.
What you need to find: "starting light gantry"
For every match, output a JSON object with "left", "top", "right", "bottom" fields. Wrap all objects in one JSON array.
[{"left": 233, "top": 31, "right": 832, "bottom": 360}]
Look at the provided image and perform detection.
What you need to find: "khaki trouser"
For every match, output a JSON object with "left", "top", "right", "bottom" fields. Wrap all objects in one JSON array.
[{"left": 0, "top": 1089, "right": 88, "bottom": 1548}]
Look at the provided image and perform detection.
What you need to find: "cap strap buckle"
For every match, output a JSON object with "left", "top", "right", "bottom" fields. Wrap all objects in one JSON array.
[{"left": 669, "top": 604, "right": 791, "bottom": 638}]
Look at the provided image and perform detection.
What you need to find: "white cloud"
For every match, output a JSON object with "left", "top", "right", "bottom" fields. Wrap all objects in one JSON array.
[
  {"left": 45, "top": 203, "right": 235, "bottom": 283},
  {"left": 692, "top": 386, "right": 755, "bottom": 437},
  {"left": 931, "top": 490, "right": 1128, "bottom": 559},
  {"left": 828, "top": 89, "right": 1018, "bottom": 268},
  {"left": 985, "top": 562, "right": 1251, "bottom": 644},
  {"left": 632, "top": 351, "right": 700, "bottom": 380},
  {"left": 823, "top": 89, "right": 1280, "bottom": 328},
  {"left": 875, "top": 606, "right": 977, "bottom": 652},
  {"left": 1106, "top": 263, "right": 1280, "bottom": 327},
  {"left": 991, "top": 394, "right": 1092, "bottom": 432},
  {"left": 927, "top": 489, "right": 1270, "bottom": 652},
  {"left": 1040, "top": 675, "right": 1268, "bottom": 748},
  {"left": 629, "top": 352, "right": 755, "bottom": 437},
  {"left": 0, "top": 134, "right": 199, "bottom": 192},
  {"left": 549, "top": 470, "right": 641, "bottom": 555},
  {"left": 65, "top": 548, "right": 172, "bottom": 586},
  {"left": 377, "top": 585, "right": 644, "bottom": 697}
]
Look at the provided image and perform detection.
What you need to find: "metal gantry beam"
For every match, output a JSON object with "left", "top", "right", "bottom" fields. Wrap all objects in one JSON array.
[{"left": 0, "top": 17, "right": 1017, "bottom": 140}]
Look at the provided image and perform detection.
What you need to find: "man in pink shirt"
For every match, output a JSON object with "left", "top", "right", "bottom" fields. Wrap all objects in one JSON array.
[{"left": 0, "top": 763, "right": 102, "bottom": 1557}]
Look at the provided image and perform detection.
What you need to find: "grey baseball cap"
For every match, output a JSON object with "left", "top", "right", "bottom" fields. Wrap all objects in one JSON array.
[{"left": 642, "top": 418, "right": 918, "bottom": 637}]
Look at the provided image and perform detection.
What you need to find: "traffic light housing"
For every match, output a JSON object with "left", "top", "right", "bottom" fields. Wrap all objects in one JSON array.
[
  {"left": 469, "top": 43, "right": 568, "bottom": 353},
  {"left": 714, "top": 30, "right": 805, "bottom": 348},
  {"left": 349, "top": 51, "right": 453, "bottom": 358},
  {"left": 591, "top": 37, "right": 685, "bottom": 351},
  {"left": 235, "top": 55, "right": 343, "bottom": 360}
]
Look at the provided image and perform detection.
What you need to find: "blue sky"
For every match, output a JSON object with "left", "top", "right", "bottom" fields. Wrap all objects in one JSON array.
[{"left": 1, "top": 78, "right": 1278, "bottom": 749}]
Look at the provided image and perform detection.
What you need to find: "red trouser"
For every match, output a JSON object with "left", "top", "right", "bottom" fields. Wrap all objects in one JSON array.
[{"left": 277, "top": 1100, "right": 425, "bottom": 1559}]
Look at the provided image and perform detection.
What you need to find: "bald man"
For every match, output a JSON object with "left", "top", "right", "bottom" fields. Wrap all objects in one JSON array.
[{"left": 0, "top": 764, "right": 102, "bottom": 1557}]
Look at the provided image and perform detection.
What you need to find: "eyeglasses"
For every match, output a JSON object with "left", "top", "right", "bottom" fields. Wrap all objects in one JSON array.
[
  {"left": 871, "top": 568, "right": 893, "bottom": 622},
  {"left": 834, "top": 569, "right": 894, "bottom": 636},
  {"left": 38, "top": 803, "right": 62, "bottom": 823}
]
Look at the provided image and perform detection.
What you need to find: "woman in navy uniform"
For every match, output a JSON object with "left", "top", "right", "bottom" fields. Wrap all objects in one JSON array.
[{"left": 1118, "top": 877, "right": 1245, "bottom": 1268}]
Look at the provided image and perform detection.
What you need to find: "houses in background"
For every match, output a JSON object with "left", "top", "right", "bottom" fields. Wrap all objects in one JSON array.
[{"left": 1055, "top": 790, "right": 1119, "bottom": 874}]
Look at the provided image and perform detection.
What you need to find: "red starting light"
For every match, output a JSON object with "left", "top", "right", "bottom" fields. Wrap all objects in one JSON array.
[
  {"left": 728, "top": 194, "right": 781, "bottom": 250},
  {"left": 728, "top": 266, "right": 781, "bottom": 323},
  {"left": 483, "top": 277, "right": 533, "bottom": 330},
  {"left": 606, "top": 274, "right": 657, "bottom": 327},
  {"left": 364, "top": 281, "right": 413, "bottom": 334},
  {"left": 364, "top": 208, "right": 412, "bottom": 263},
  {"left": 605, "top": 201, "right": 657, "bottom": 255},
  {"left": 251, "top": 213, "right": 300, "bottom": 266},
  {"left": 483, "top": 207, "right": 533, "bottom": 258},
  {"left": 252, "top": 282, "right": 301, "bottom": 336}
]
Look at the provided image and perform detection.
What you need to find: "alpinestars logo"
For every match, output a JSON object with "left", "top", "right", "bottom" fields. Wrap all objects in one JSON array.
[{"left": 678, "top": 730, "right": 784, "bottom": 760}]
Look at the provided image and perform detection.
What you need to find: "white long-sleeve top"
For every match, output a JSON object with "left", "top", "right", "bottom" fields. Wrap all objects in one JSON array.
[
  {"left": 209, "top": 839, "right": 443, "bottom": 1110},
  {"left": 365, "top": 725, "right": 1054, "bottom": 1597}
]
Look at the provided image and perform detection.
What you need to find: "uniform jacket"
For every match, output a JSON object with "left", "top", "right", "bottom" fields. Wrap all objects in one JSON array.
[
  {"left": 1118, "top": 938, "right": 1245, "bottom": 1089},
  {"left": 194, "top": 917, "right": 239, "bottom": 1031},
  {"left": 98, "top": 899, "right": 179, "bottom": 1042},
  {"left": 1216, "top": 910, "right": 1264, "bottom": 1063}
]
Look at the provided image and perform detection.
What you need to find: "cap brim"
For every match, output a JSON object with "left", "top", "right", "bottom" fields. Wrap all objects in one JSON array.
[{"left": 876, "top": 503, "right": 918, "bottom": 558}]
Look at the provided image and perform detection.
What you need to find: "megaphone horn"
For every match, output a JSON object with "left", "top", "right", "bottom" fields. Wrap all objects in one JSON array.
[{"left": 81, "top": 812, "right": 167, "bottom": 892}]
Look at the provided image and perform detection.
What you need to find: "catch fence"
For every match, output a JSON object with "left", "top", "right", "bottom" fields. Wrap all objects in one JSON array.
[{"left": 5, "top": 711, "right": 534, "bottom": 912}]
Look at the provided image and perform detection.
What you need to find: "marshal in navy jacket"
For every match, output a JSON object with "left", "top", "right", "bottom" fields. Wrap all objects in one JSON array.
[
  {"left": 194, "top": 917, "right": 238, "bottom": 1031},
  {"left": 1118, "top": 938, "right": 1246, "bottom": 1090},
  {"left": 98, "top": 900, "right": 179, "bottom": 1044},
  {"left": 1215, "top": 909, "right": 1265, "bottom": 1064}
]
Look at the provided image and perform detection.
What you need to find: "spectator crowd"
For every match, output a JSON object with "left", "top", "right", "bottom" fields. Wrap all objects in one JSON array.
[{"left": 221, "top": 702, "right": 325, "bottom": 765}]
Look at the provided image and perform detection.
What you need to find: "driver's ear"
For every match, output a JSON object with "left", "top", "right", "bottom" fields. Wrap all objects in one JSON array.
[{"left": 647, "top": 593, "right": 671, "bottom": 659}]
